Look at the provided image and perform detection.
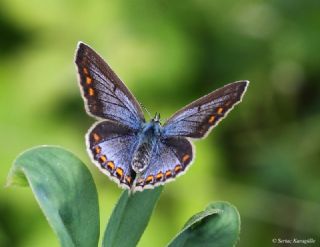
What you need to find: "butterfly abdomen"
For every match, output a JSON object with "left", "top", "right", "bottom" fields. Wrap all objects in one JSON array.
[
  {"left": 131, "top": 122, "right": 160, "bottom": 173},
  {"left": 132, "top": 142, "right": 153, "bottom": 173}
]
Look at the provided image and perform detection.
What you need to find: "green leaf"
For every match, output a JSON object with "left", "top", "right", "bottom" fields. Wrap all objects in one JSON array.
[
  {"left": 6, "top": 146, "right": 100, "bottom": 247},
  {"left": 103, "top": 186, "right": 163, "bottom": 247},
  {"left": 167, "top": 201, "right": 241, "bottom": 247}
]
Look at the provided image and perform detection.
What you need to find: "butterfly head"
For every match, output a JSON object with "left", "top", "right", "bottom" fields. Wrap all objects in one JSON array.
[{"left": 152, "top": 112, "right": 161, "bottom": 124}]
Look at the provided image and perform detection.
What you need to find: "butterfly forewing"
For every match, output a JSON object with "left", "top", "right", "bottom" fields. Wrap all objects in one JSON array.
[
  {"left": 163, "top": 80, "right": 249, "bottom": 139},
  {"left": 75, "top": 42, "right": 145, "bottom": 130}
]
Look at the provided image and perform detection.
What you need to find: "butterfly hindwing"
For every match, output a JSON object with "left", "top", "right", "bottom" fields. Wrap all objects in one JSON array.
[
  {"left": 134, "top": 137, "right": 193, "bottom": 191},
  {"left": 162, "top": 80, "right": 249, "bottom": 139},
  {"left": 87, "top": 120, "right": 138, "bottom": 189},
  {"left": 75, "top": 42, "right": 145, "bottom": 130}
]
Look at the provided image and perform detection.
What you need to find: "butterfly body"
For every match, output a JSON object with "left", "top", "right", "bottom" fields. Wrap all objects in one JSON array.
[
  {"left": 131, "top": 117, "right": 161, "bottom": 173},
  {"left": 75, "top": 42, "right": 249, "bottom": 192}
]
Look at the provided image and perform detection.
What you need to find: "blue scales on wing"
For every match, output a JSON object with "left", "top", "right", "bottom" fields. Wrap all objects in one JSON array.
[
  {"left": 87, "top": 120, "right": 138, "bottom": 189},
  {"left": 163, "top": 81, "right": 249, "bottom": 139},
  {"left": 75, "top": 42, "right": 145, "bottom": 130},
  {"left": 134, "top": 137, "right": 193, "bottom": 191}
]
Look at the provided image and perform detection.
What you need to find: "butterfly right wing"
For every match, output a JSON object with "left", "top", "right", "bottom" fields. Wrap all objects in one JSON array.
[
  {"left": 87, "top": 120, "right": 138, "bottom": 189},
  {"left": 75, "top": 42, "right": 145, "bottom": 130},
  {"left": 162, "top": 81, "right": 249, "bottom": 139},
  {"left": 133, "top": 137, "right": 194, "bottom": 191}
]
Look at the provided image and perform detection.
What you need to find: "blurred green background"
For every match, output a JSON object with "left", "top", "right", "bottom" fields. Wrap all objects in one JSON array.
[{"left": 1, "top": 0, "right": 320, "bottom": 246}]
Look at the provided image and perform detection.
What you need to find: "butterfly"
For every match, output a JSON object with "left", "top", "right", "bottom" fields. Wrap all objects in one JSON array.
[{"left": 75, "top": 42, "right": 249, "bottom": 192}]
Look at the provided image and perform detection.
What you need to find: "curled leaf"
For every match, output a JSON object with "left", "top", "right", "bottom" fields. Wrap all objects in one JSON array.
[
  {"left": 7, "top": 146, "right": 100, "bottom": 247},
  {"left": 168, "top": 201, "right": 240, "bottom": 247}
]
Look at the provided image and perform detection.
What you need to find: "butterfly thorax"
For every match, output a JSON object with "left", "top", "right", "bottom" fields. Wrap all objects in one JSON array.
[{"left": 131, "top": 120, "right": 162, "bottom": 174}]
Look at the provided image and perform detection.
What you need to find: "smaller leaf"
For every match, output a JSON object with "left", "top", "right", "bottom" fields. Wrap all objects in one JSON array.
[
  {"left": 167, "top": 201, "right": 241, "bottom": 247},
  {"left": 6, "top": 146, "right": 100, "bottom": 247},
  {"left": 103, "top": 186, "right": 163, "bottom": 247}
]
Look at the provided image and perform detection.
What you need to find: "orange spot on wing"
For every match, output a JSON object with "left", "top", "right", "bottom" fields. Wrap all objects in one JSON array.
[
  {"left": 88, "top": 88, "right": 94, "bottom": 96},
  {"left": 174, "top": 165, "right": 182, "bottom": 173},
  {"left": 165, "top": 170, "right": 172, "bottom": 178},
  {"left": 115, "top": 167, "right": 124, "bottom": 178},
  {"left": 217, "top": 107, "right": 223, "bottom": 115},
  {"left": 208, "top": 115, "right": 215, "bottom": 124},
  {"left": 156, "top": 172, "right": 164, "bottom": 181},
  {"left": 92, "top": 133, "right": 100, "bottom": 142},
  {"left": 125, "top": 176, "right": 132, "bottom": 184},
  {"left": 107, "top": 161, "right": 115, "bottom": 171},
  {"left": 94, "top": 146, "right": 101, "bottom": 154},
  {"left": 86, "top": 76, "right": 92, "bottom": 84},
  {"left": 145, "top": 175, "right": 154, "bottom": 184},
  {"left": 99, "top": 155, "right": 107, "bottom": 163},
  {"left": 182, "top": 154, "right": 190, "bottom": 163},
  {"left": 83, "top": 67, "right": 88, "bottom": 75}
]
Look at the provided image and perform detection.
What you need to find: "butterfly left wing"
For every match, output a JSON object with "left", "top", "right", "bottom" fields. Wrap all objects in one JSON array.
[
  {"left": 162, "top": 80, "right": 249, "bottom": 139},
  {"left": 133, "top": 137, "right": 193, "bottom": 191},
  {"left": 87, "top": 120, "right": 138, "bottom": 189},
  {"left": 75, "top": 42, "right": 145, "bottom": 130}
]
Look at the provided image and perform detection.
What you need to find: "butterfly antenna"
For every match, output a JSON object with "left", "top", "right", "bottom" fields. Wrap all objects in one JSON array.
[{"left": 140, "top": 103, "right": 152, "bottom": 119}]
